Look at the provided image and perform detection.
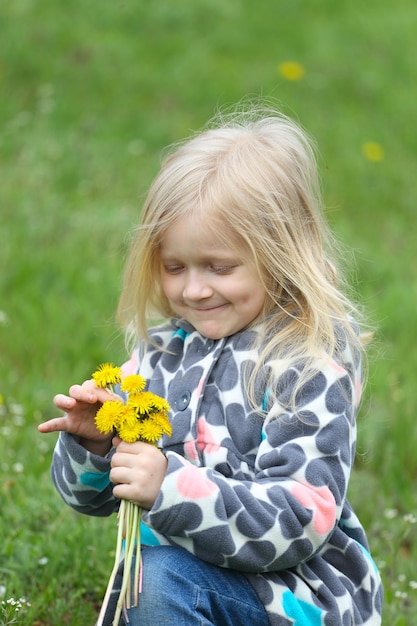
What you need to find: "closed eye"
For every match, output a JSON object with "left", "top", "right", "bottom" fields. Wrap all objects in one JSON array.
[
  {"left": 162, "top": 263, "right": 239, "bottom": 275},
  {"left": 210, "top": 265, "right": 239, "bottom": 274},
  {"left": 163, "top": 265, "right": 184, "bottom": 274}
]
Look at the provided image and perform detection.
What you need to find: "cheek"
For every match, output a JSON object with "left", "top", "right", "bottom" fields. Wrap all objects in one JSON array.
[
  {"left": 160, "top": 274, "right": 171, "bottom": 295},
  {"left": 251, "top": 287, "right": 267, "bottom": 312},
  {"left": 161, "top": 275, "right": 180, "bottom": 302},
  {"left": 233, "top": 281, "right": 264, "bottom": 308}
]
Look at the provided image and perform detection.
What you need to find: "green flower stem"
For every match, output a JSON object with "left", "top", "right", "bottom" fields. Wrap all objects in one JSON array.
[
  {"left": 114, "top": 502, "right": 140, "bottom": 625},
  {"left": 133, "top": 509, "right": 142, "bottom": 607},
  {"left": 96, "top": 499, "right": 127, "bottom": 626},
  {"left": 91, "top": 370, "right": 169, "bottom": 624}
]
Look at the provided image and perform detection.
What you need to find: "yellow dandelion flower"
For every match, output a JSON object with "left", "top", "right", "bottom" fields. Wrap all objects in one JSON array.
[
  {"left": 118, "top": 419, "right": 142, "bottom": 443},
  {"left": 120, "top": 374, "right": 146, "bottom": 395},
  {"left": 95, "top": 400, "right": 125, "bottom": 434},
  {"left": 148, "top": 394, "right": 171, "bottom": 415},
  {"left": 139, "top": 417, "right": 164, "bottom": 443},
  {"left": 278, "top": 60, "right": 306, "bottom": 82},
  {"left": 92, "top": 363, "right": 123, "bottom": 388},
  {"left": 362, "top": 141, "right": 384, "bottom": 162},
  {"left": 117, "top": 405, "right": 139, "bottom": 428},
  {"left": 128, "top": 391, "right": 157, "bottom": 415},
  {"left": 151, "top": 412, "right": 173, "bottom": 438}
]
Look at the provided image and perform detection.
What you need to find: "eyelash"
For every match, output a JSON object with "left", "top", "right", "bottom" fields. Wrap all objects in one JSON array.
[
  {"left": 210, "top": 265, "right": 237, "bottom": 274},
  {"left": 163, "top": 265, "right": 238, "bottom": 275},
  {"left": 163, "top": 266, "right": 184, "bottom": 274}
]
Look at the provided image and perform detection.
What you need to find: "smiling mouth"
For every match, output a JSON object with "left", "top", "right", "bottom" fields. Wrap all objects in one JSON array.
[{"left": 192, "top": 304, "right": 226, "bottom": 313}]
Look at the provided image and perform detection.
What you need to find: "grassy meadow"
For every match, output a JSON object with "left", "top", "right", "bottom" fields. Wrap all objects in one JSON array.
[{"left": 1, "top": 0, "right": 417, "bottom": 623}]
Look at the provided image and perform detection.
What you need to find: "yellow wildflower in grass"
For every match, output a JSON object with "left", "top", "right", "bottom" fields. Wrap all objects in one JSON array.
[
  {"left": 362, "top": 141, "right": 384, "bottom": 162},
  {"left": 120, "top": 374, "right": 146, "bottom": 395},
  {"left": 278, "top": 60, "right": 306, "bottom": 81},
  {"left": 92, "top": 363, "right": 123, "bottom": 388},
  {"left": 93, "top": 363, "right": 171, "bottom": 626}
]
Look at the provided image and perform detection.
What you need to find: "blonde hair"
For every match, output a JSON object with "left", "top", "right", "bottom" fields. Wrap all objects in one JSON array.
[{"left": 118, "top": 105, "right": 368, "bottom": 407}]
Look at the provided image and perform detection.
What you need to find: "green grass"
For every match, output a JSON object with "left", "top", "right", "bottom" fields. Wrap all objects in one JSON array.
[{"left": 1, "top": 0, "right": 417, "bottom": 623}]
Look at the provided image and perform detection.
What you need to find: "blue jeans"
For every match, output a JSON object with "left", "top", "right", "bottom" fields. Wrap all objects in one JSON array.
[{"left": 123, "top": 546, "right": 269, "bottom": 626}]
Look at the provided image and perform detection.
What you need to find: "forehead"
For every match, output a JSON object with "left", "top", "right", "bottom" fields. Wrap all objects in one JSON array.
[{"left": 159, "top": 213, "right": 244, "bottom": 256}]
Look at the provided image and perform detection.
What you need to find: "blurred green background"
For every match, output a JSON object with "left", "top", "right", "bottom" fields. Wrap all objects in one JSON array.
[{"left": 1, "top": 1, "right": 416, "bottom": 623}]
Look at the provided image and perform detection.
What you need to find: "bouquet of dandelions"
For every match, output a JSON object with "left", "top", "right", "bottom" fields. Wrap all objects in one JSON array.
[{"left": 92, "top": 363, "right": 171, "bottom": 626}]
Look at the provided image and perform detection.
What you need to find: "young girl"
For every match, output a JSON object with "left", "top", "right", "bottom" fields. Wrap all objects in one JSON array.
[{"left": 39, "top": 105, "right": 383, "bottom": 625}]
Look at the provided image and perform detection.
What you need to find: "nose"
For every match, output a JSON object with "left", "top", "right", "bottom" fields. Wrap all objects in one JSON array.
[{"left": 183, "top": 270, "right": 213, "bottom": 301}]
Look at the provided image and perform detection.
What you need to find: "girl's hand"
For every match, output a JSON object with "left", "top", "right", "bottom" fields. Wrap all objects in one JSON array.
[
  {"left": 38, "top": 380, "right": 117, "bottom": 455},
  {"left": 110, "top": 437, "right": 168, "bottom": 510}
]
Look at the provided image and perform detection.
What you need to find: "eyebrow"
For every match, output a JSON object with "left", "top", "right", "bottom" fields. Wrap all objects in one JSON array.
[{"left": 160, "top": 247, "right": 240, "bottom": 260}]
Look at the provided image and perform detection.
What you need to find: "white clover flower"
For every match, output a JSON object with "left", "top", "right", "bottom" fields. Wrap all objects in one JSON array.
[
  {"left": 10, "top": 403, "right": 24, "bottom": 416},
  {"left": 12, "top": 413, "right": 25, "bottom": 426},
  {"left": 394, "top": 590, "right": 408, "bottom": 599},
  {"left": 1, "top": 596, "right": 31, "bottom": 613},
  {"left": 403, "top": 513, "right": 417, "bottom": 524},
  {"left": 384, "top": 508, "right": 398, "bottom": 519},
  {"left": 37, "top": 439, "right": 50, "bottom": 453}
]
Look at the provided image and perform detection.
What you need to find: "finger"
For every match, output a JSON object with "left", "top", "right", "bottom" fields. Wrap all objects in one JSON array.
[
  {"left": 38, "top": 415, "right": 69, "bottom": 434},
  {"left": 115, "top": 439, "right": 143, "bottom": 454},
  {"left": 111, "top": 451, "right": 138, "bottom": 469},
  {"left": 112, "top": 483, "right": 138, "bottom": 503},
  {"left": 70, "top": 382, "right": 115, "bottom": 405},
  {"left": 110, "top": 466, "right": 131, "bottom": 485},
  {"left": 69, "top": 384, "right": 97, "bottom": 404},
  {"left": 53, "top": 394, "right": 76, "bottom": 411},
  {"left": 112, "top": 476, "right": 158, "bottom": 509}
]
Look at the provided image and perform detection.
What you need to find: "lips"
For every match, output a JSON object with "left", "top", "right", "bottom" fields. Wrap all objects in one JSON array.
[{"left": 191, "top": 304, "right": 226, "bottom": 313}]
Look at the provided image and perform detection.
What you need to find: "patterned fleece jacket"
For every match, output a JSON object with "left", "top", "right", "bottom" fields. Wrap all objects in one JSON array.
[{"left": 51, "top": 319, "right": 383, "bottom": 626}]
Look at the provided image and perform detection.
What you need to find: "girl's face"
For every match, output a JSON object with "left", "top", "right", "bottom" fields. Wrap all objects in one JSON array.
[{"left": 159, "top": 214, "right": 267, "bottom": 339}]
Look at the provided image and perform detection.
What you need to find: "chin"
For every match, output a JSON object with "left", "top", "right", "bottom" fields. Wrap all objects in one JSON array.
[{"left": 195, "top": 325, "right": 227, "bottom": 340}]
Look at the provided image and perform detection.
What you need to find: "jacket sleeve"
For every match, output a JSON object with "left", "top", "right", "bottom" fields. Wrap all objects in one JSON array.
[
  {"left": 51, "top": 431, "right": 117, "bottom": 516},
  {"left": 143, "top": 355, "right": 360, "bottom": 573}
]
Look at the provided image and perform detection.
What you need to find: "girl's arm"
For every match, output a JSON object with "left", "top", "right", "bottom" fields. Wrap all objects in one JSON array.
[
  {"left": 50, "top": 430, "right": 117, "bottom": 517},
  {"left": 38, "top": 351, "right": 139, "bottom": 443},
  {"left": 38, "top": 352, "right": 140, "bottom": 516}
]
